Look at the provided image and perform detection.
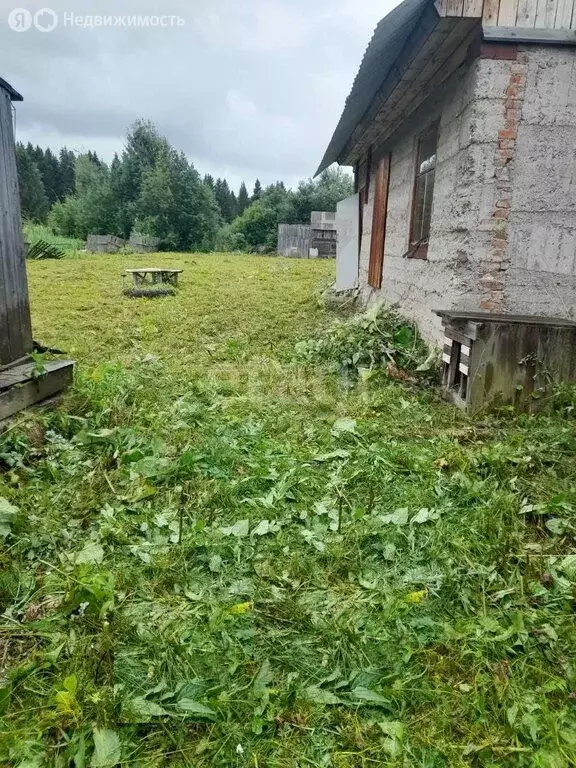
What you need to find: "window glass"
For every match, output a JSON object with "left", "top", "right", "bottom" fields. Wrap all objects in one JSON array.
[{"left": 410, "top": 124, "right": 438, "bottom": 249}]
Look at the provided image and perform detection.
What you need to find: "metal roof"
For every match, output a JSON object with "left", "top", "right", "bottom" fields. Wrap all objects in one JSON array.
[
  {"left": 0, "top": 77, "right": 23, "bottom": 101},
  {"left": 316, "top": 0, "right": 430, "bottom": 175}
]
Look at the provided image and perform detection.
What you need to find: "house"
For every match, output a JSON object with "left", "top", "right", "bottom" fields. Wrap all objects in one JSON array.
[
  {"left": 0, "top": 77, "right": 73, "bottom": 421},
  {"left": 278, "top": 211, "right": 337, "bottom": 258},
  {"left": 319, "top": 0, "right": 576, "bottom": 344}
]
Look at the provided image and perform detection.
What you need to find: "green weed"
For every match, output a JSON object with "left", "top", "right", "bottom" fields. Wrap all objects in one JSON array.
[
  {"left": 0, "top": 253, "right": 575, "bottom": 766},
  {"left": 295, "top": 300, "right": 437, "bottom": 384}
]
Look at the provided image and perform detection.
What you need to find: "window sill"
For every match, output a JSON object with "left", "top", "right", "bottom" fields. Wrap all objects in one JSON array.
[{"left": 405, "top": 242, "right": 429, "bottom": 260}]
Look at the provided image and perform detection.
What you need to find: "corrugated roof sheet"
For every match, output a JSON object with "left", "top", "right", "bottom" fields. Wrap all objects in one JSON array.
[
  {"left": 316, "top": 0, "right": 430, "bottom": 175},
  {"left": 0, "top": 77, "right": 23, "bottom": 102}
]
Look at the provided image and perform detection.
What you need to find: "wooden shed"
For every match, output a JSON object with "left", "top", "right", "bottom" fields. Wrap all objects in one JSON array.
[{"left": 0, "top": 77, "right": 73, "bottom": 421}]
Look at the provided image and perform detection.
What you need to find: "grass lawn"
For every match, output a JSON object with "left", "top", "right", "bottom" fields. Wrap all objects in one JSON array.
[{"left": 1, "top": 253, "right": 575, "bottom": 767}]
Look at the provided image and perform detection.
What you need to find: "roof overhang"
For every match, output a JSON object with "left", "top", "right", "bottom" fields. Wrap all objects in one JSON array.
[
  {"left": 0, "top": 77, "right": 23, "bottom": 101},
  {"left": 318, "top": 0, "right": 576, "bottom": 176},
  {"left": 316, "top": 0, "right": 431, "bottom": 175},
  {"left": 316, "top": 0, "right": 483, "bottom": 175}
]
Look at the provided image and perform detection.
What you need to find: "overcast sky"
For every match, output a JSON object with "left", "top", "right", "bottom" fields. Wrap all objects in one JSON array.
[{"left": 0, "top": 0, "right": 399, "bottom": 191}]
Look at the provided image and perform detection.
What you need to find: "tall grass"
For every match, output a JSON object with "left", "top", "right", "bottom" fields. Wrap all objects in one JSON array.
[{"left": 23, "top": 222, "right": 84, "bottom": 252}]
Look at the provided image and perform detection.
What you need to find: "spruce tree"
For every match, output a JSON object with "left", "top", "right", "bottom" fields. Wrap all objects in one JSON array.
[
  {"left": 237, "top": 182, "right": 249, "bottom": 216},
  {"left": 230, "top": 190, "right": 238, "bottom": 221},
  {"left": 214, "top": 178, "right": 236, "bottom": 223},
  {"left": 41, "top": 147, "right": 61, "bottom": 205},
  {"left": 16, "top": 146, "right": 49, "bottom": 222},
  {"left": 59, "top": 148, "right": 76, "bottom": 197}
]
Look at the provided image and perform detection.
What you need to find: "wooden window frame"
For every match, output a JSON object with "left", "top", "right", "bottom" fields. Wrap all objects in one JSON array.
[
  {"left": 367, "top": 153, "right": 391, "bottom": 289},
  {"left": 408, "top": 122, "right": 439, "bottom": 261}
]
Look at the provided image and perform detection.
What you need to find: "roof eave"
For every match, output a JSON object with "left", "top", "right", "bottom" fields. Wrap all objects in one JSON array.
[
  {"left": 315, "top": 0, "right": 432, "bottom": 176},
  {"left": 0, "top": 77, "right": 23, "bottom": 101}
]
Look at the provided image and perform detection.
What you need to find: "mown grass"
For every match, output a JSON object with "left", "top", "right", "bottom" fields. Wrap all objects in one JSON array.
[{"left": 1, "top": 253, "right": 575, "bottom": 767}]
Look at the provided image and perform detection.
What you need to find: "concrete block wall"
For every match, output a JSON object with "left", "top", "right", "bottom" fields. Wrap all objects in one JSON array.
[
  {"left": 359, "top": 58, "right": 503, "bottom": 344},
  {"left": 358, "top": 43, "right": 576, "bottom": 345},
  {"left": 506, "top": 46, "right": 576, "bottom": 318}
]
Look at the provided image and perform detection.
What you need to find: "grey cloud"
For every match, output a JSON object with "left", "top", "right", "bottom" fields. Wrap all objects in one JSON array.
[{"left": 0, "top": 0, "right": 399, "bottom": 188}]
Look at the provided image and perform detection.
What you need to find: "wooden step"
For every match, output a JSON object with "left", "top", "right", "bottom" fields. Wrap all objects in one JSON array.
[{"left": 0, "top": 360, "right": 74, "bottom": 421}]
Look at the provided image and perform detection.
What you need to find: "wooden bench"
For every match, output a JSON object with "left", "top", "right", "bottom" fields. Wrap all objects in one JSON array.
[{"left": 125, "top": 268, "right": 183, "bottom": 287}]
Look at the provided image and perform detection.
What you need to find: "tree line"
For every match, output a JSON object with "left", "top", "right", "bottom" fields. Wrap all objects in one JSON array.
[
  {"left": 16, "top": 120, "right": 353, "bottom": 252},
  {"left": 16, "top": 144, "right": 76, "bottom": 222}
]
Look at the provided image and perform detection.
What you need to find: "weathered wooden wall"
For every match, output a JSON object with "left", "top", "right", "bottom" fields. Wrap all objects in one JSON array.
[
  {"left": 86, "top": 234, "right": 125, "bottom": 253},
  {"left": 435, "top": 0, "right": 576, "bottom": 28},
  {"left": 129, "top": 235, "right": 160, "bottom": 254},
  {"left": 277, "top": 224, "right": 311, "bottom": 258},
  {"left": 0, "top": 85, "right": 32, "bottom": 368},
  {"left": 484, "top": 0, "right": 576, "bottom": 27}
]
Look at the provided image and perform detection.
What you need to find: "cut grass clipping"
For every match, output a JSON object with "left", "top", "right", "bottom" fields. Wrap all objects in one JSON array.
[
  {"left": 295, "top": 300, "right": 437, "bottom": 385},
  {"left": 1, "top": 252, "right": 575, "bottom": 767}
]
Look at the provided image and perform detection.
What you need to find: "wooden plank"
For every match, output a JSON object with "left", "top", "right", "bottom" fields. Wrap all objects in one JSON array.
[
  {"left": 462, "top": 0, "right": 484, "bottom": 16},
  {"left": 393, "top": 22, "right": 457, "bottom": 99},
  {"left": 435, "top": 0, "right": 465, "bottom": 16},
  {"left": 483, "top": 0, "right": 501, "bottom": 25},
  {"left": 0, "top": 91, "right": 11, "bottom": 367},
  {"left": 0, "top": 87, "right": 32, "bottom": 366},
  {"left": 555, "top": 0, "right": 575, "bottom": 28},
  {"left": 483, "top": 24, "right": 576, "bottom": 40},
  {"left": 125, "top": 268, "right": 182, "bottom": 274},
  {"left": 515, "top": 0, "right": 538, "bottom": 25},
  {"left": 447, "top": 0, "right": 465, "bottom": 14},
  {"left": 0, "top": 360, "right": 74, "bottom": 422},
  {"left": 498, "top": 0, "right": 520, "bottom": 24},
  {"left": 373, "top": 27, "right": 452, "bottom": 130},
  {"left": 0, "top": 88, "right": 19, "bottom": 365},
  {"left": 535, "top": 0, "right": 557, "bottom": 27},
  {"left": 367, "top": 154, "right": 391, "bottom": 289},
  {"left": 277, "top": 224, "right": 311, "bottom": 258},
  {"left": 443, "top": 327, "right": 476, "bottom": 345}
]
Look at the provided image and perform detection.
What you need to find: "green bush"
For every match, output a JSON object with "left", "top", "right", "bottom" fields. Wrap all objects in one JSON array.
[{"left": 214, "top": 223, "right": 250, "bottom": 252}]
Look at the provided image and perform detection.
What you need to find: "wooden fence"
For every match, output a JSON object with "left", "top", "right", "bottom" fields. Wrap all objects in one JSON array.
[
  {"left": 277, "top": 224, "right": 311, "bottom": 258},
  {"left": 129, "top": 235, "right": 160, "bottom": 253},
  {"left": 86, "top": 235, "right": 126, "bottom": 253},
  {"left": 86, "top": 234, "right": 160, "bottom": 254}
]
